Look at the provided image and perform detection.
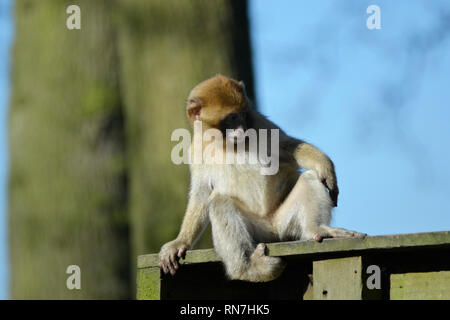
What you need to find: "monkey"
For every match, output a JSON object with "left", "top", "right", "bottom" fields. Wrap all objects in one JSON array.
[{"left": 158, "top": 74, "right": 366, "bottom": 282}]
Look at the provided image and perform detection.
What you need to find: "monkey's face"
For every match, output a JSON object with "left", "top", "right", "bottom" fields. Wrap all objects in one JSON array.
[{"left": 186, "top": 75, "right": 250, "bottom": 144}]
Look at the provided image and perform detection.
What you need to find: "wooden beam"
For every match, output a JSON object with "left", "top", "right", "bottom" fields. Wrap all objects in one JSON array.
[
  {"left": 312, "top": 257, "right": 363, "bottom": 300},
  {"left": 138, "top": 231, "right": 450, "bottom": 269},
  {"left": 391, "top": 271, "right": 450, "bottom": 300},
  {"left": 137, "top": 231, "right": 450, "bottom": 300},
  {"left": 136, "top": 267, "right": 161, "bottom": 300}
]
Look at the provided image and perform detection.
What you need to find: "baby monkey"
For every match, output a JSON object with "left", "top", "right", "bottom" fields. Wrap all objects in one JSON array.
[{"left": 159, "top": 75, "right": 366, "bottom": 282}]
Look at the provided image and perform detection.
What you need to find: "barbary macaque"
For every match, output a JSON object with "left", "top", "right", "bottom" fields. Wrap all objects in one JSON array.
[{"left": 159, "top": 75, "right": 366, "bottom": 282}]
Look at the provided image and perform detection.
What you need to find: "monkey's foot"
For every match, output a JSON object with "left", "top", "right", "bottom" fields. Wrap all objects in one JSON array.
[
  {"left": 245, "top": 243, "right": 286, "bottom": 282},
  {"left": 312, "top": 226, "right": 367, "bottom": 242}
]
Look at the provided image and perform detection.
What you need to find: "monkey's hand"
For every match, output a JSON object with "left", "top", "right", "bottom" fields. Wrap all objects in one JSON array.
[
  {"left": 318, "top": 161, "right": 339, "bottom": 207},
  {"left": 158, "top": 239, "right": 190, "bottom": 275}
]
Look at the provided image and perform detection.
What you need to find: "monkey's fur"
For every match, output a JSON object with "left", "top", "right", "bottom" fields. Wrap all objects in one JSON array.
[{"left": 159, "top": 75, "right": 366, "bottom": 282}]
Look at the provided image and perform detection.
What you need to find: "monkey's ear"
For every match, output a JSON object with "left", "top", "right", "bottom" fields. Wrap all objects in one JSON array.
[
  {"left": 238, "top": 81, "right": 246, "bottom": 90},
  {"left": 187, "top": 97, "right": 202, "bottom": 121}
]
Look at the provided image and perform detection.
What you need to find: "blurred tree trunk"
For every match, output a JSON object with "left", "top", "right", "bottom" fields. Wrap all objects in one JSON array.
[
  {"left": 9, "top": 0, "right": 130, "bottom": 299},
  {"left": 9, "top": 0, "right": 254, "bottom": 299},
  {"left": 117, "top": 0, "right": 255, "bottom": 263}
]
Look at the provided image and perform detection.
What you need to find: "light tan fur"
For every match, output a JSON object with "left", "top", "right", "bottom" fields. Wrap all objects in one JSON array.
[{"left": 159, "top": 75, "right": 365, "bottom": 282}]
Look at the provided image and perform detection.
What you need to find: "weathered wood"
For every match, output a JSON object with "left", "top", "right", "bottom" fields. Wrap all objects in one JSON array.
[
  {"left": 390, "top": 271, "right": 450, "bottom": 300},
  {"left": 313, "top": 257, "right": 363, "bottom": 300},
  {"left": 137, "top": 231, "right": 450, "bottom": 300},
  {"left": 136, "top": 267, "right": 161, "bottom": 300},
  {"left": 138, "top": 248, "right": 220, "bottom": 269},
  {"left": 267, "top": 231, "right": 450, "bottom": 258},
  {"left": 138, "top": 231, "right": 450, "bottom": 268}
]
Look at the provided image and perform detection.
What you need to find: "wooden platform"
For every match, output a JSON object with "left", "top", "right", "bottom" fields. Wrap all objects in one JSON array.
[{"left": 137, "top": 231, "right": 450, "bottom": 300}]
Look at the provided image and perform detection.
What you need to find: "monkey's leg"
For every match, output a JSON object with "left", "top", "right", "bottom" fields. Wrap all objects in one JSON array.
[
  {"left": 273, "top": 170, "right": 366, "bottom": 242},
  {"left": 209, "top": 194, "right": 285, "bottom": 282}
]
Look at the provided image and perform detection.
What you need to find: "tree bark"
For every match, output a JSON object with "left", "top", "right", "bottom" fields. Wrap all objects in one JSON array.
[
  {"left": 9, "top": 0, "right": 254, "bottom": 298},
  {"left": 9, "top": 0, "right": 130, "bottom": 299}
]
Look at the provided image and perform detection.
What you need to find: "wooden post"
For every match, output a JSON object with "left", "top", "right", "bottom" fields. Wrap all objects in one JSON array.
[
  {"left": 136, "top": 267, "right": 161, "bottom": 300},
  {"left": 390, "top": 271, "right": 450, "bottom": 299},
  {"left": 313, "top": 256, "right": 363, "bottom": 300}
]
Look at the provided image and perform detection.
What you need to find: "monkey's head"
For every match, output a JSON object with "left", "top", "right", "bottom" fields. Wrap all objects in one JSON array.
[{"left": 186, "top": 74, "right": 250, "bottom": 144}]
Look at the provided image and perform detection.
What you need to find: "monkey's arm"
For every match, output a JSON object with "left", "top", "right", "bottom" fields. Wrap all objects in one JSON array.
[
  {"left": 294, "top": 142, "right": 339, "bottom": 206},
  {"left": 158, "top": 170, "right": 210, "bottom": 275},
  {"left": 176, "top": 187, "right": 210, "bottom": 247}
]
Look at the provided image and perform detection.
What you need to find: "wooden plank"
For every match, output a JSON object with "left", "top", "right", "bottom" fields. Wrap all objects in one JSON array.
[
  {"left": 136, "top": 267, "right": 161, "bottom": 300},
  {"left": 268, "top": 231, "right": 450, "bottom": 258},
  {"left": 313, "top": 256, "right": 363, "bottom": 300},
  {"left": 390, "top": 271, "right": 450, "bottom": 300},
  {"left": 138, "top": 248, "right": 221, "bottom": 269},
  {"left": 138, "top": 231, "right": 450, "bottom": 268}
]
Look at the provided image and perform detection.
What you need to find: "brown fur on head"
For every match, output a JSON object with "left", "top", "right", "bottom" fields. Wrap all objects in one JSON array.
[{"left": 186, "top": 74, "right": 249, "bottom": 128}]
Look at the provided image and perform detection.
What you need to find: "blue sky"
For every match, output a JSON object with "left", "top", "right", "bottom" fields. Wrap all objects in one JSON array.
[
  {"left": 0, "top": 0, "right": 450, "bottom": 299},
  {"left": 0, "top": 0, "right": 12, "bottom": 299},
  {"left": 249, "top": 0, "right": 450, "bottom": 235},
  {"left": 0, "top": 0, "right": 12, "bottom": 300}
]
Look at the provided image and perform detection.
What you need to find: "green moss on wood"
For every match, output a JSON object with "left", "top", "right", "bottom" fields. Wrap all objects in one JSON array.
[
  {"left": 313, "top": 257, "right": 363, "bottom": 300},
  {"left": 391, "top": 271, "right": 450, "bottom": 300},
  {"left": 136, "top": 267, "right": 161, "bottom": 300}
]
